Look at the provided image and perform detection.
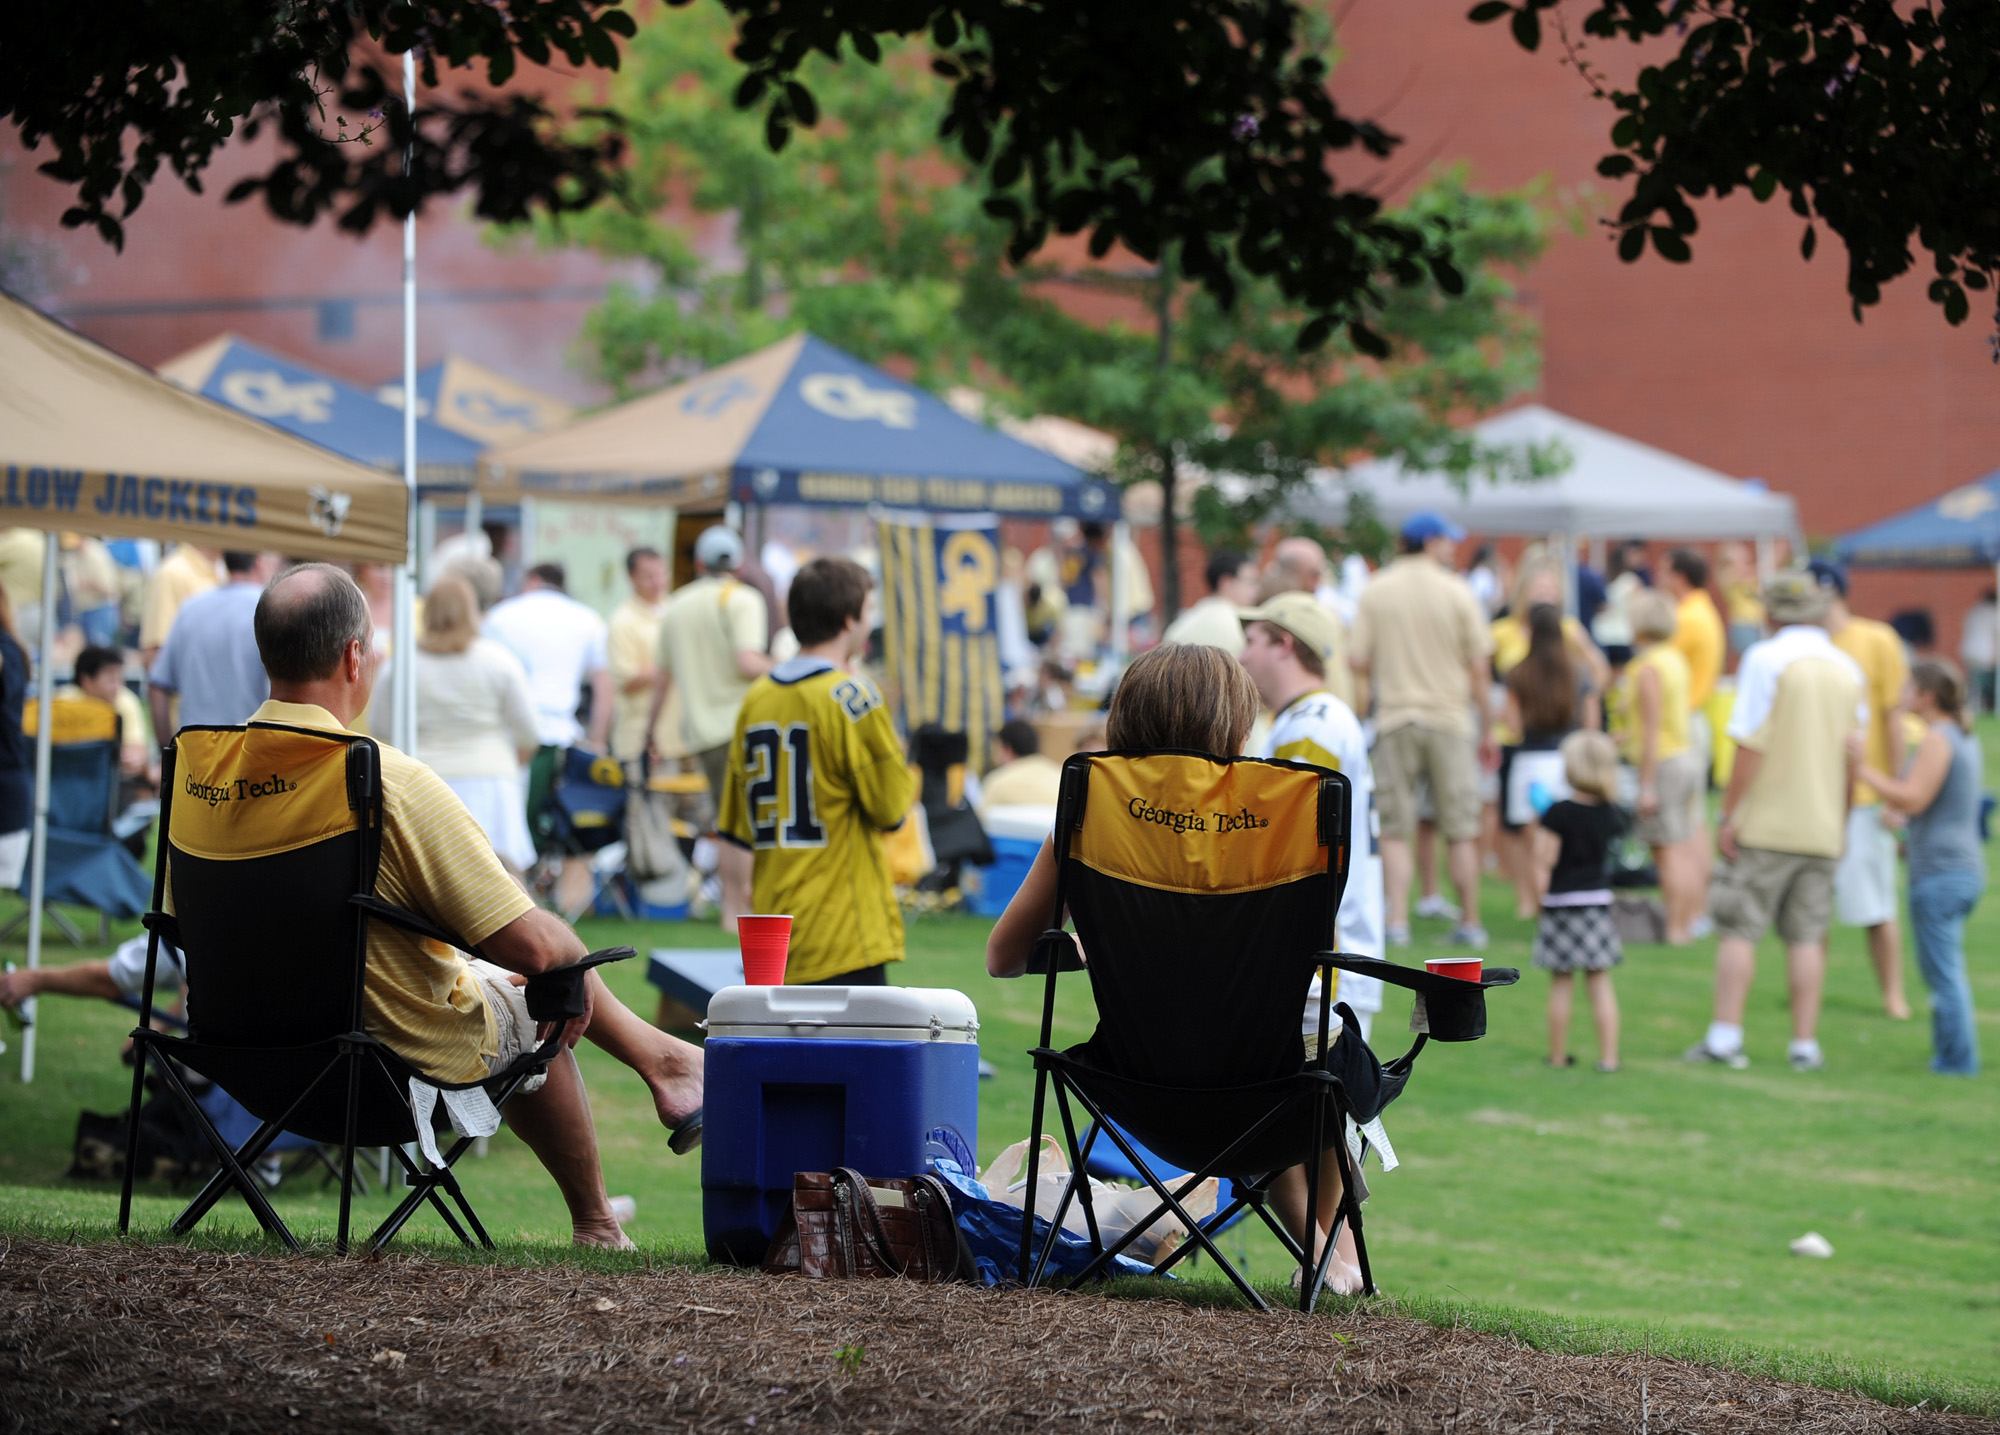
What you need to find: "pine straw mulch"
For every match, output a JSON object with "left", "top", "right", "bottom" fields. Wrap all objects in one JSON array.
[{"left": 1, "top": 1236, "right": 1991, "bottom": 1434}]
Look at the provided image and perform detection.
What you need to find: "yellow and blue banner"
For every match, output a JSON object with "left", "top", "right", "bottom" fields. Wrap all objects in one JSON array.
[{"left": 877, "top": 512, "right": 1006, "bottom": 772}]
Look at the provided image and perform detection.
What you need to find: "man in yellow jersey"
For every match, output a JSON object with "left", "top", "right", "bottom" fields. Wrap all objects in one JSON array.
[
  {"left": 720, "top": 557, "right": 914, "bottom": 986},
  {"left": 1809, "top": 559, "right": 1913, "bottom": 1020},
  {"left": 184, "top": 565, "right": 706, "bottom": 1246}
]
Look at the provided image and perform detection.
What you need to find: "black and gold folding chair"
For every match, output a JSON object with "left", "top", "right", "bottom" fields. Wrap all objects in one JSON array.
[
  {"left": 116, "top": 719, "right": 630, "bottom": 1254},
  {"left": 1018, "top": 750, "right": 1517, "bottom": 1309}
]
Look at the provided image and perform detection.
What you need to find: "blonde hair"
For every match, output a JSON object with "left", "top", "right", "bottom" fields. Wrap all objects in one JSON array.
[
  {"left": 419, "top": 573, "right": 479, "bottom": 655},
  {"left": 1561, "top": 729, "right": 1620, "bottom": 802},
  {"left": 1105, "top": 644, "right": 1259, "bottom": 756},
  {"left": 1628, "top": 587, "right": 1679, "bottom": 643}
]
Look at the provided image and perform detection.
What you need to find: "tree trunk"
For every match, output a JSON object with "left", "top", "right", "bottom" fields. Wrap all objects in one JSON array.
[{"left": 1155, "top": 260, "right": 1181, "bottom": 624}]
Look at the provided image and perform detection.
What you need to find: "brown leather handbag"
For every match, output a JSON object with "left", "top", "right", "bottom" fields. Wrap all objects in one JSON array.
[{"left": 762, "top": 1168, "right": 975, "bottom": 1282}]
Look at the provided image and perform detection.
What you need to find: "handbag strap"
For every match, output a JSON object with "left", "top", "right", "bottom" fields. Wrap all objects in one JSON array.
[{"left": 834, "top": 1168, "right": 911, "bottom": 1277}]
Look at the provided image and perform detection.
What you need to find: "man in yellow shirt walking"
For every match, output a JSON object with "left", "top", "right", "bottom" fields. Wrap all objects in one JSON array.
[{"left": 1810, "top": 559, "right": 1914, "bottom": 1020}]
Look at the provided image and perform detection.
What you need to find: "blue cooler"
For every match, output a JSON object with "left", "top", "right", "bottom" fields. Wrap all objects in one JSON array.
[
  {"left": 968, "top": 804, "right": 1053, "bottom": 917},
  {"left": 701, "top": 985, "right": 981, "bottom": 1264}
]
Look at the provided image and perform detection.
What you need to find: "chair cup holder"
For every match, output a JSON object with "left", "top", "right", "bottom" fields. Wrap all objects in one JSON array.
[
  {"left": 1321, "top": 954, "right": 1518, "bottom": 1044},
  {"left": 522, "top": 946, "right": 636, "bottom": 1024}
]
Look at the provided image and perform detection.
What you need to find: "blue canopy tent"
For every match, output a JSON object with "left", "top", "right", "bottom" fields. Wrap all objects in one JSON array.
[
  {"left": 478, "top": 332, "right": 1120, "bottom": 521},
  {"left": 158, "top": 334, "right": 482, "bottom": 494},
  {"left": 1834, "top": 470, "right": 2000, "bottom": 569}
]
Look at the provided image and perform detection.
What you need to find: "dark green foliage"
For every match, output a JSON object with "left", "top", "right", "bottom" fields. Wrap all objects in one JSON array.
[{"left": 1469, "top": 0, "right": 2000, "bottom": 331}]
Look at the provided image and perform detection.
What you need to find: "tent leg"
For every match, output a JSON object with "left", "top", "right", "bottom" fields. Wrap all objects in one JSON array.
[
  {"left": 1109, "top": 520, "right": 1131, "bottom": 668},
  {"left": 21, "top": 529, "right": 58, "bottom": 1083}
]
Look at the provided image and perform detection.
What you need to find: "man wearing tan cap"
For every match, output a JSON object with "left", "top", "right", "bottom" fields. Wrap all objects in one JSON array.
[
  {"left": 1238, "top": 591, "right": 1386, "bottom": 1036},
  {"left": 1688, "top": 569, "right": 1866, "bottom": 1073}
]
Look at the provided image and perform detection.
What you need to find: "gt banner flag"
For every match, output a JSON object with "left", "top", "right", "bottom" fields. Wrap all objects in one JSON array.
[{"left": 877, "top": 511, "right": 1005, "bottom": 772}]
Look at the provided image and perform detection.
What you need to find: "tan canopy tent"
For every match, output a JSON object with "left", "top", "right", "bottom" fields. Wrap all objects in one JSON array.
[
  {"left": 3, "top": 299, "right": 410, "bottom": 561},
  {"left": 0, "top": 292, "right": 410, "bottom": 1080}
]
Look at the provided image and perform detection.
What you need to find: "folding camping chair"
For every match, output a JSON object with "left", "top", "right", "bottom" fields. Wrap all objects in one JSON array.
[
  {"left": 115, "top": 719, "right": 632, "bottom": 1255},
  {"left": 910, "top": 724, "right": 993, "bottom": 891},
  {"left": 1018, "top": 750, "right": 1517, "bottom": 1310},
  {"left": 7, "top": 694, "right": 150, "bottom": 943},
  {"left": 541, "top": 746, "right": 632, "bottom": 920}
]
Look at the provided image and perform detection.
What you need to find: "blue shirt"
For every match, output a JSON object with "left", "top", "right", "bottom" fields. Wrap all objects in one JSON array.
[{"left": 147, "top": 581, "right": 270, "bottom": 728}]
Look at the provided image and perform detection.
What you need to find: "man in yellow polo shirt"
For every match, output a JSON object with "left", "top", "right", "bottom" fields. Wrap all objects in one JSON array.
[
  {"left": 1810, "top": 558, "right": 1914, "bottom": 1021},
  {"left": 216, "top": 565, "right": 707, "bottom": 1246}
]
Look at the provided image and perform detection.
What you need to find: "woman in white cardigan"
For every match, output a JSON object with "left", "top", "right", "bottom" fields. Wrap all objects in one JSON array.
[{"left": 414, "top": 573, "right": 541, "bottom": 874}]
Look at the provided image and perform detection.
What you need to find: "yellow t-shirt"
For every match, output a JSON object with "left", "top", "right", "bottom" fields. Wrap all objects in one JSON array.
[
  {"left": 1673, "top": 590, "right": 1726, "bottom": 708},
  {"left": 1350, "top": 555, "right": 1492, "bottom": 736},
  {"left": 979, "top": 753, "right": 1064, "bottom": 810},
  {"left": 719, "top": 660, "right": 915, "bottom": 984},
  {"left": 170, "top": 700, "right": 535, "bottom": 1082},
  {"left": 1608, "top": 643, "right": 1691, "bottom": 764},
  {"left": 657, "top": 574, "right": 769, "bottom": 753},
  {"left": 607, "top": 595, "right": 688, "bottom": 761},
  {"left": 141, "top": 545, "right": 220, "bottom": 650},
  {"left": 1832, "top": 616, "right": 1908, "bottom": 807},
  {"left": 1733, "top": 655, "right": 1862, "bottom": 859}
]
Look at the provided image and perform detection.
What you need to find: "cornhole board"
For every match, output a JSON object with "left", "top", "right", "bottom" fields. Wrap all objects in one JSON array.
[{"left": 645, "top": 949, "right": 743, "bottom": 1019}]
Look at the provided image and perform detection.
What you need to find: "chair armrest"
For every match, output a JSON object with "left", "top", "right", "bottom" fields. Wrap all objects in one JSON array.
[
  {"left": 1026, "top": 928, "right": 1085, "bottom": 975},
  {"left": 1315, "top": 952, "right": 1519, "bottom": 1044},
  {"left": 521, "top": 947, "right": 637, "bottom": 1024},
  {"left": 141, "top": 910, "right": 183, "bottom": 947}
]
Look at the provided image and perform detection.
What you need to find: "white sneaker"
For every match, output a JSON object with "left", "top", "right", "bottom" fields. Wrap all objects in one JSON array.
[
  {"left": 1386, "top": 925, "right": 1412, "bottom": 948},
  {"left": 1445, "top": 924, "right": 1489, "bottom": 950},
  {"left": 1683, "top": 1040, "right": 1750, "bottom": 1070},
  {"left": 1414, "top": 894, "right": 1461, "bottom": 922}
]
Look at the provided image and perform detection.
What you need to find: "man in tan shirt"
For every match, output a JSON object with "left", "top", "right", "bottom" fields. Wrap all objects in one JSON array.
[
  {"left": 1348, "top": 513, "right": 1493, "bottom": 948},
  {"left": 139, "top": 543, "right": 221, "bottom": 668},
  {"left": 1690, "top": 571, "right": 1865, "bottom": 1073},
  {"left": 606, "top": 546, "right": 686, "bottom": 765}
]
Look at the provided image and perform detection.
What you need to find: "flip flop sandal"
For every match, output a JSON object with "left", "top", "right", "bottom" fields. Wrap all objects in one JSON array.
[
  {"left": 667, "top": 1108, "right": 704, "bottom": 1155},
  {"left": 1548, "top": 1055, "right": 1577, "bottom": 1068}
]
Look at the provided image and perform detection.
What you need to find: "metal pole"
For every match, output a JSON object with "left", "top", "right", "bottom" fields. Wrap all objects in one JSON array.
[
  {"left": 20, "top": 529, "right": 58, "bottom": 1081},
  {"left": 390, "top": 48, "right": 420, "bottom": 753}
]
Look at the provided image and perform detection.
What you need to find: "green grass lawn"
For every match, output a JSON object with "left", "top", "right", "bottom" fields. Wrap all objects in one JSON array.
[{"left": 4, "top": 738, "right": 1997, "bottom": 1406}]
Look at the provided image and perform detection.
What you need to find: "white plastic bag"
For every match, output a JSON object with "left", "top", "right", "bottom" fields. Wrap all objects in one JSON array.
[{"left": 982, "top": 1135, "right": 1218, "bottom": 1268}]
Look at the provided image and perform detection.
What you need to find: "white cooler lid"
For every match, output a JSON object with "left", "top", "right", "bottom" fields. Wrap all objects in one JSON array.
[
  {"left": 705, "top": 984, "right": 979, "bottom": 1040},
  {"left": 982, "top": 804, "right": 1056, "bottom": 841}
]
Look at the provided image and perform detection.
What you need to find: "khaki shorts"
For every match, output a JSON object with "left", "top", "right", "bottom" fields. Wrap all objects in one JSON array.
[
  {"left": 469, "top": 959, "right": 548, "bottom": 1092},
  {"left": 1709, "top": 846, "right": 1836, "bottom": 947},
  {"left": 1373, "top": 723, "right": 1481, "bottom": 842},
  {"left": 693, "top": 743, "right": 730, "bottom": 832},
  {"left": 1635, "top": 749, "right": 1704, "bottom": 848}
]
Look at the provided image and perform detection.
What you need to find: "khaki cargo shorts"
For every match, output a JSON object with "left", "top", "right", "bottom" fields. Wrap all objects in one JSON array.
[
  {"left": 1709, "top": 846, "right": 1836, "bottom": 947},
  {"left": 1373, "top": 723, "right": 1482, "bottom": 842},
  {"left": 1634, "top": 749, "right": 1705, "bottom": 848}
]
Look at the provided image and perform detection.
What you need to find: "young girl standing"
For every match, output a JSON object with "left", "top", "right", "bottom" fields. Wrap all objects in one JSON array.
[{"left": 1532, "top": 730, "right": 1626, "bottom": 1071}]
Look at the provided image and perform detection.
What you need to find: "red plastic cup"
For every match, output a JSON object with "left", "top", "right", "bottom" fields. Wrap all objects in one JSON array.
[
  {"left": 1425, "top": 955, "right": 1483, "bottom": 983},
  {"left": 737, "top": 914, "right": 794, "bottom": 986}
]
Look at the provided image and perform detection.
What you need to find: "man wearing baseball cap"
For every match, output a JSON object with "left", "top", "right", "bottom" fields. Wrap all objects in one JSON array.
[
  {"left": 1237, "top": 591, "right": 1386, "bottom": 1034},
  {"left": 1348, "top": 511, "right": 1494, "bottom": 948},
  {"left": 1688, "top": 568, "right": 1867, "bottom": 1072},
  {"left": 1808, "top": 557, "right": 1914, "bottom": 1021},
  {"left": 649, "top": 525, "right": 772, "bottom": 929}
]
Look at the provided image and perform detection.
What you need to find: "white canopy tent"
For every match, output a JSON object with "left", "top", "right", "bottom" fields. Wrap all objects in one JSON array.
[{"left": 1294, "top": 405, "right": 1802, "bottom": 546}]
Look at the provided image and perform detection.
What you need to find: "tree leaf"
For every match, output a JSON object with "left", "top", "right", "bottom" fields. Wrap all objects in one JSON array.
[
  {"left": 1468, "top": 1, "right": 1512, "bottom": 22},
  {"left": 1801, "top": 225, "right": 1816, "bottom": 261},
  {"left": 1650, "top": 226, "right": 1690, "bottom": 262},
  {"left": 1618, "top": 225, "right": 1646, "bottom": 262},
  {"left": 1510, "top": 6, "right": 1541, "bottom": 51}
]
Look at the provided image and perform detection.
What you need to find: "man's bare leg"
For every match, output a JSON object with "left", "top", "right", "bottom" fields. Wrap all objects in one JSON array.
[
  {"left": 1867, "top": 921, "right": 1912, "bottom": 1019},
  {"left": 1712, "top": 933, "right": 1756, "bottom": 1023},
  {"left": 717, "top": 841, "right": 752, "bottom": 937},
  {"left": 1381, "top": 837, "right": 1413, "bottom": 935},
  {"left": 500, "top": 1047, "right": 629, "bottom": 1248},
  {"left": 1448, "top": 838, "right": 1483, "bottom": 929},
  {"left": 582, "top": 970, "right": 704, "bottom": 1130},
  {"left": 1786, "top": 941, "right": 1826, "bottom": 1043}
]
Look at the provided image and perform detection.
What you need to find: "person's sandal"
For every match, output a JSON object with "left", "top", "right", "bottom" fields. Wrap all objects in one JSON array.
[
  {"left": 668, "top": 1109, "right": 704, "bottom": 1155},
  {"left": 1548, "top": 1055, "right": 1577, "bottom": 1068}
]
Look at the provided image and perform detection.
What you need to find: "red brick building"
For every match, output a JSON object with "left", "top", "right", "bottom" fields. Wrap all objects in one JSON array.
[{"left": 6, "top": 3, "right": 1996, "bottom": 643}]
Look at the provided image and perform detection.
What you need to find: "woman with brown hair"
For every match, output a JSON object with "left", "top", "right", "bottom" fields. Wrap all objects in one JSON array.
[
  {"left": 984, "top": 642, "right": 1371, "bottom": 1294},
  {"left": 413, "top": 573, "right": 541, "bottom": 874},
  {"left": 1499, "top": 603, "right": 1594, "bottom": 916}
]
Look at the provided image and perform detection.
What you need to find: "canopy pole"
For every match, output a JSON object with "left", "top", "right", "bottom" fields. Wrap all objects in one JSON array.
[
  {"left": 464, "top": 490, "right": 483, "bottom": 555},
  {"left": 1109, "top": 519, "right": 1131, "bottom": 669},
  {"left": 1553, "top": 530, "right": 1577, "bottom": 620},
  {"left": 20, "top": 529, "right": 58, "bottom": 1081},
  {"left": 390, "top": 48, "right": 420, "bottom": 754}
]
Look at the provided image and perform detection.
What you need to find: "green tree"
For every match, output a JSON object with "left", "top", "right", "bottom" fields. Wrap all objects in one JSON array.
[{"left": 554, "top": 10, "right": 1552, "bottom": 620}]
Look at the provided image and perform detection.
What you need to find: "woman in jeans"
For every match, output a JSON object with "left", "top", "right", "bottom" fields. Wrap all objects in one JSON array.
[{"left": 1853, "top": 658, "right": 1983, "bottom": 1075}]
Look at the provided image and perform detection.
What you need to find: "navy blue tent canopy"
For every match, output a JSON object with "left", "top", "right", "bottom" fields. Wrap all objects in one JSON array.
[{"left": 1835, "top": 469, "right": 2000, "bottom": 568}]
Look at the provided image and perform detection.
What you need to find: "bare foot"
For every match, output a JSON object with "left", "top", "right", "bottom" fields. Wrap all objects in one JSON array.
[
  {"left": 643, "top": 1043, "right": 705, "bottom": 1131},
  {"left": 573, "top": 1219, "right": 635, "bottom": 1251}
]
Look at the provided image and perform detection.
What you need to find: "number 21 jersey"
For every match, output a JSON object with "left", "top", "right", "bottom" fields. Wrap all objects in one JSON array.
[{"left": 719, "top": 657, "right": 916, "bottom": 983}]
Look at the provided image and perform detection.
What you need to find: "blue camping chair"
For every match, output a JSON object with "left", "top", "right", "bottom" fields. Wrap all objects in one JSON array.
[
  {"left": 8, "top": 697, "right": 151, "bottom": 943},
  {"left": 543, "top": 748, "right": 632, "bottom": 921}
]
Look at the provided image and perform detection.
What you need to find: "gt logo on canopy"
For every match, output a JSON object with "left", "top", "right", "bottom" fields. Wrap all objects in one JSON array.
[
  {"left": 221, "top": 370, "right": 336, "bottom": 423},
  {"left": 800, "top": 373, "right": 916, "bottom": 429},
  {"left": 1939, "top": 485, "right": 1996, "bottom": 522}
]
